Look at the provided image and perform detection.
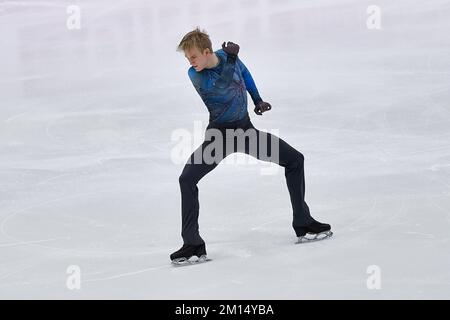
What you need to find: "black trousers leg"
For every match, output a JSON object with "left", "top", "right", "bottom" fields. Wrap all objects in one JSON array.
[
  {"left": 179, "top": 137, "right": 222, "bottom": 245},
  {"left": 240, "top": 121, "right": 314, "bottom": 228}
]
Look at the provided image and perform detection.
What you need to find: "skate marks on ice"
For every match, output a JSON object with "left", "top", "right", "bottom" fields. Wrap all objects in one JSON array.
[
  {"left": 82, "top": 263, "right": 170, "bottom": 283},
  {"left": 0, "top": 191, "right": 111, "bottom": 249},
  {"left": 0, "top": 192, "right": 180, "bottom": 283}
]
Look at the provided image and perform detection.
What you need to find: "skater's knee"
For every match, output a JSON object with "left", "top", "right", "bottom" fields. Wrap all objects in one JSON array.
[
  {"left": 281, "top": 151, "right": 305, "bottom": 169},
  {"left": 179, "top": 170, "right": 197, "bottom": 185},
  {"left": 293, "top": 151, "right": 304, "bottom": 165},
  {"left": 297, "top": 152, "right": 304, "bottom": 164},
  {"left": 179, "top": 172, "right": 191, "bottom": 185},
  {"left": 279, "top": 150, "right": 304, "bottom": 169}
]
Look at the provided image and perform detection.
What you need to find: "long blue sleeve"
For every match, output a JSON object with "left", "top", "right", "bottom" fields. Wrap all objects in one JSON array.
[
  {"left": 213, "top": 56, "right": 237, "bottom": 90},
  {"left": 237, "top": 58, "right": 263, "bottom": 105}
]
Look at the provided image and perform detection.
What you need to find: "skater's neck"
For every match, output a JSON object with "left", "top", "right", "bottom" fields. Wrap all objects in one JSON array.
[{"left": 205, "top": 53, "right": 220, "bottom": 69}]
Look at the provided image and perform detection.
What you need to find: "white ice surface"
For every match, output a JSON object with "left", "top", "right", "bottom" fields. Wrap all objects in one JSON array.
[{"left": 1, "top": 0, "right": 450, "bottom": 299}]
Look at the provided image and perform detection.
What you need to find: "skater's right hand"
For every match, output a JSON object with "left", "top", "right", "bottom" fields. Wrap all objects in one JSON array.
[
  {"left": 254, "top": 101, "right": 272, "bottom": 115},
  {"left": 222, "top": 41, "right": 240, "bottom": 57}
]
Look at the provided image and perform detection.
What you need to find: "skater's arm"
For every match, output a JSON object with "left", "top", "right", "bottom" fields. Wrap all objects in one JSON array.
[
  {"left": 213, "top": 41, "right": 240, "bottom": 90},
  {"left": 237, "top": 57, "right": 263, "bottom": 105},
  {"left": 237, "top": 58, "right": 272, "bottom": 115},
  {"left": 212, "top": 54, "right": 237, "bottom": 90},
  {"left": 188, "top": 67, "right": 202, "bottom": 93}
]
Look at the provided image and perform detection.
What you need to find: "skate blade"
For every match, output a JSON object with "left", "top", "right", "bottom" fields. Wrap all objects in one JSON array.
[
  {"left": 296, "top": 231, "right": 333, "bottom": 244},
  {"left": 171, "top": 255, "right": 211, "bottom": 266}
]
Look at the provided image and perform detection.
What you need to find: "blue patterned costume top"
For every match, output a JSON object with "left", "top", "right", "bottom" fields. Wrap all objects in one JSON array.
[{"left": 188, "top": 49, "right": 263, "bottom": 124}]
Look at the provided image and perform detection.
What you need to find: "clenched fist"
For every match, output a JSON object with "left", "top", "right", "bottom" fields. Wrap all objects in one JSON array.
[
  {"left": 254, "top": 101, "right": 272, "bottom": 115},
  {"left": 221, "top": 41, "right": 240, "bottom": 56}
]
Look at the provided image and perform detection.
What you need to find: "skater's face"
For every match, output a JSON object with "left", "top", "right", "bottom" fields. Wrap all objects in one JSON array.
[{"left": 184, "top": 47, "right": 211, "bottom": 72}]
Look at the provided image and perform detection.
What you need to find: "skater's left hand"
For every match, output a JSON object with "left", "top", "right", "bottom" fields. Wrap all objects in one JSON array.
[
  {"left": 254, "top": 101, "right": 272, "bottom": 115},
  {"left": 222, "top": 41, "right": 240, "bottom": 57}
]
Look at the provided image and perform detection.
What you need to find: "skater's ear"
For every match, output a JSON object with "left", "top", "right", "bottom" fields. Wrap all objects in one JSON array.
[{"left": 202, "top": 48, "right": 212, "bottom": 56}]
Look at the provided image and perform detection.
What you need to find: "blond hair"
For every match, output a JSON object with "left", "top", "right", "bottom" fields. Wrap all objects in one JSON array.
[{"left": 177, "top": 27, "right": 213, "bottom": 54}]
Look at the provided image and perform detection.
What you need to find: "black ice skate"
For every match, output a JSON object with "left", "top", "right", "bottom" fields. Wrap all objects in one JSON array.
[
  {"left": 170, "top": 243, "right": 210, "bottom": 266},
  {"left": 294, "top": 220, "right": 333, "bottom": 243}
]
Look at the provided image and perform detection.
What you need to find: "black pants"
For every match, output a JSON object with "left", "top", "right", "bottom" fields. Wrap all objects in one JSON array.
[{"left": 178, "top": 114, "right": 314, "bottom": 245}]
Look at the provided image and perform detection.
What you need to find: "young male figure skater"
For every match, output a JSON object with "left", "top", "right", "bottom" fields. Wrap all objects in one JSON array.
[{"left": 171, "top": 28, "right": 332, "bottom": 264}]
